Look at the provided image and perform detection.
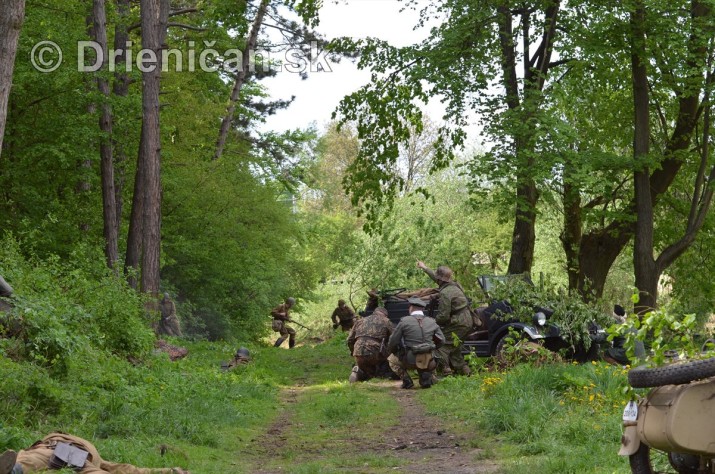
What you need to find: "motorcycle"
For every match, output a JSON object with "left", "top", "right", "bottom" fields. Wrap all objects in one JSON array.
[{"left": 619, "top": 355, "right": 715, "bottom": 473}]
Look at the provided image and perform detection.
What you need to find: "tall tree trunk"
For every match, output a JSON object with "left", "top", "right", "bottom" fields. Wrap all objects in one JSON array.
[
  {"left": 630, "top": 0, "right": 658, "bottom": 313},
  {"left": 576, "top": 0, "right": 710, "bottom": 300},
  {"left": 497, "top": 2, "right": 560, "bottom": 276},
  {"left": 214, "top": 0, "right": 269, "bottom": 160},
  {"left": 507, "top": 171, "right": 538, "bottom": 274},
  {"left": 125, "top": 129, "right": 144, "bottom": 289},
  {"left": 561, "top": 159, "right": 582, "bottom": 292},
  {"left": 0, "top": 0, "right": 25, "bottom": 160},
  {"left": 112, "top": 0, "right": 132, "bottom": 235},
  {"left": 138, "top": 0, "right": 168, "bottom": 296},
  {"left": 92, "top": 0, "right": 119, "bottom": 271}
]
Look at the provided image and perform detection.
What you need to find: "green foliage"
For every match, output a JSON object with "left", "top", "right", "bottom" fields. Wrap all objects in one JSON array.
[
  {"left": 0, "top": 236, "right": 153, "bottom": 371},
  {"left": 487, "top": 276, "right": 612, "bottom": 351},
  {"left": 610, "top": 304, "right": 706, "bottom": 367}
]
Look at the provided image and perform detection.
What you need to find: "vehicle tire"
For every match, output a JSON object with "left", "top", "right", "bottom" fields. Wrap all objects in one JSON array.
[
  {"left": 630, "top": 444, "right": 701, "bottom": 474},
  {"left": 494, "top": 333, "right": 510, "bottom": 359},
  {"left": 628, "top": 357, "right": 715, "bottom": 388},
  {"left": 629, "top": 444, "right": 654, "bottom": 474}
]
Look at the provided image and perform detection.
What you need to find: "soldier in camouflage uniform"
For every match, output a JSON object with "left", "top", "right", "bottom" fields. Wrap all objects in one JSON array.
[
  {"left": 0, "top": 432, "right": 189, "bottom": 474},
  {"left": 158, "top": 293, "right": 182, "bottom": 337},
  {"left": 365, "top": 288, "right": 379, "bottom": 313},
  {"left": 417, "top": 260, "right": 472, "bottom": 376},
  {"left": 346, "top": 307, "right": 393, "bottom": 382},
  {"left": 331, "top": 299, "right": 357, "bottom": 331},
  {"left": 271, "top": 297, "right": 296, "bottom": 348},
  {"left": 387, "top": 298, "right": 445, "bottom": 389}
]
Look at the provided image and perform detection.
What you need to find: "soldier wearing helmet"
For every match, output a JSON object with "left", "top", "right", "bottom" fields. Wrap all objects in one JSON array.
[
  {"left": 225, "top": 347, "right": 251, "bottom": 369},
  {"left": 331, "top": 299, "right": 357, "bottom": 331},
  {"left": 417, "top": 260, "right": 472, "bottom": 377},
  {"left": 271, "top": 297, "right": 297, "bottom": 348}
]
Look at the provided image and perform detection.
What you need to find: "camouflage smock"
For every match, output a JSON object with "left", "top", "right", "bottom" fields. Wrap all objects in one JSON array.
[{"left": 347, "top": 312, "right": 393, "bottom": 357}]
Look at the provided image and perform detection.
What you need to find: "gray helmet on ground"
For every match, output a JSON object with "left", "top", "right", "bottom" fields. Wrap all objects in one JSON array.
[
  {"left": 236, "top": 347, "right": 250, "bottom": 358},
  {"left": 286, "top": 297, "right": 296, "bottom": 306}
]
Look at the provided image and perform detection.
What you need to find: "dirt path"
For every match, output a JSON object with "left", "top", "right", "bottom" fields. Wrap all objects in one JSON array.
[
  {"left": 247, "top": 381, "right": 499, "bottom": 473},
  {"left": 377, "top": 383, "right": 499, "bottom": 473}
]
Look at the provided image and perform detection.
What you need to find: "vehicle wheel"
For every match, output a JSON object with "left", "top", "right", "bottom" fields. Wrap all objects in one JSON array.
[
  {"left": 629, "top": 444, "right": 654, "bottom": 474},
  {"left": 628, "top": 357, "right": 715, "bottom": 388},
  {"left": 494, "top": 334, "right": 510, "bottom": 359},
  {"left": 629, "top": 444, "right": 701, "bottom": 474}
]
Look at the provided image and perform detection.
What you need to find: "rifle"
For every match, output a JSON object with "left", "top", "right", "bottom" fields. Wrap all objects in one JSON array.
[{"left": 288, "top": 319, "right": 313, "bottom": 331}]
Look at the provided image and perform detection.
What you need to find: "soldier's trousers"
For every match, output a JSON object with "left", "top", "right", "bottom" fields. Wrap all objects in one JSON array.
[
  {"left": 354, "top": 352, "right": 385, "bottom": 380},
  {"left": 15, "top": 433, "right": 180, "bottom": 474},
  {"left": 387, "top": 354, "right": 434, "bottom": 379},
  {"left": 436, "top": 325, "right": 471, "bottom": 374}
]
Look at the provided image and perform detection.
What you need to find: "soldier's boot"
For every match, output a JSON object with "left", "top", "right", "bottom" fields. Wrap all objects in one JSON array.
[
  {"left": 0, "top": 450, "right": 18, "bottom": 474},
  {"left": 401, "top": 376, "right": 414, "bottom": 389},
  {"left": 419, "top": 371, "right": 433, "bottom": 388},
  {"left": 460, "top": 365, "right": 471, "bottom": 377},
  {"left": 288, "top": 337, "right": 296, "bottom": 349},
  {"left": 348, "top": 366, "right": 361, "bottom": 383},
  {"left": 273, "top": 337, "right": 285, "bottom": 348}
]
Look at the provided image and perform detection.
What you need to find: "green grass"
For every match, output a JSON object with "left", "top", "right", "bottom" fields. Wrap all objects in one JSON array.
[
  {"left": 3, "top": 323, "right": 638, "bottom": 474},
  {"left": 419, "top": 362, "right": 634, "bottom": 474}
]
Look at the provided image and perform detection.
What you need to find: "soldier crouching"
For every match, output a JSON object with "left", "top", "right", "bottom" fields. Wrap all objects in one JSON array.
[
  {"left": 346, "top": 307, "right": 393, "bottom": 382},
  {"left": 387, "top": 297, "right": 445, "bottom": 389}
]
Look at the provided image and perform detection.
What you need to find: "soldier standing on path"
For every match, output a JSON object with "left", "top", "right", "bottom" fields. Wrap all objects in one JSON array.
[
  {"left": 387, "top": 297, "right": 445, "bottom": 389},
  {"left": 0, "top": 432, "right": 189, "bottom": 474},
  {"left": 271, "top": 297, "right": 297, "bottom": 348},
  {"left": 346, "top": 306, "right": 393, "bottom": 382},
  {"left": 331, "top": 299, "right": 357, "bottom": 331},
  {"left": 417, "top": 260, "right": 472, "bottom": 377}
]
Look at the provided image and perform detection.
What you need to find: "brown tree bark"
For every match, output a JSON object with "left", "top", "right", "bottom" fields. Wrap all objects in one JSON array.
[
  {"left": 125, "top": 127, "right": 144, "bottom": 289},
  {"left": 630, "top": 0, "right": 658, "bottom": 313},
  {"left": 91, "top": 0, "right": 119, "bottom": 271},
  {"left": 561, "top": 159, "right": 582, "bottom": 292},
  {"left": 575, "top": 0, "right": 710, "bottom": 301},
  {"left": 214, "top": 0, "right": 269, "bottom": 160},
  {"left": 112, "top": 0, "right": 132, "bottom": 234},
  {"left": 497, "top": 2, "right": 560, "bottom": 275},
  {"left": 138, "top": 0, "right": 168, "bottom": 296},
  {"left": 0, "top": 0, "right": 25, "bottom": 160}
]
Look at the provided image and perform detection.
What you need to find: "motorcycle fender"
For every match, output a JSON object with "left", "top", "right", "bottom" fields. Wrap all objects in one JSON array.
[{"left": 618, "top": 425, "right": 640, "bottom": 456}]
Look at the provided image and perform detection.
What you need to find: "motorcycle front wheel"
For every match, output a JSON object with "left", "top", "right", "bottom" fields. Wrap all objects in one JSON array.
[{"left": 630, "top": 444, "right": 703, "bottom": 474}]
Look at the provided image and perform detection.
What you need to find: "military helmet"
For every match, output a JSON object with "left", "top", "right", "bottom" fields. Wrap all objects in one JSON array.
[
  {"left": 373, "top": 306, "right": 388, "bottom": 316},
  {"left": 286, "top": 297, "right": 296, "bottom": 306},
  {"left": 435, "top": 265, "right": 453, "bottom": 282},
  {"left": 236, "top": 347, "right": 250, "bottom": 358}
]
